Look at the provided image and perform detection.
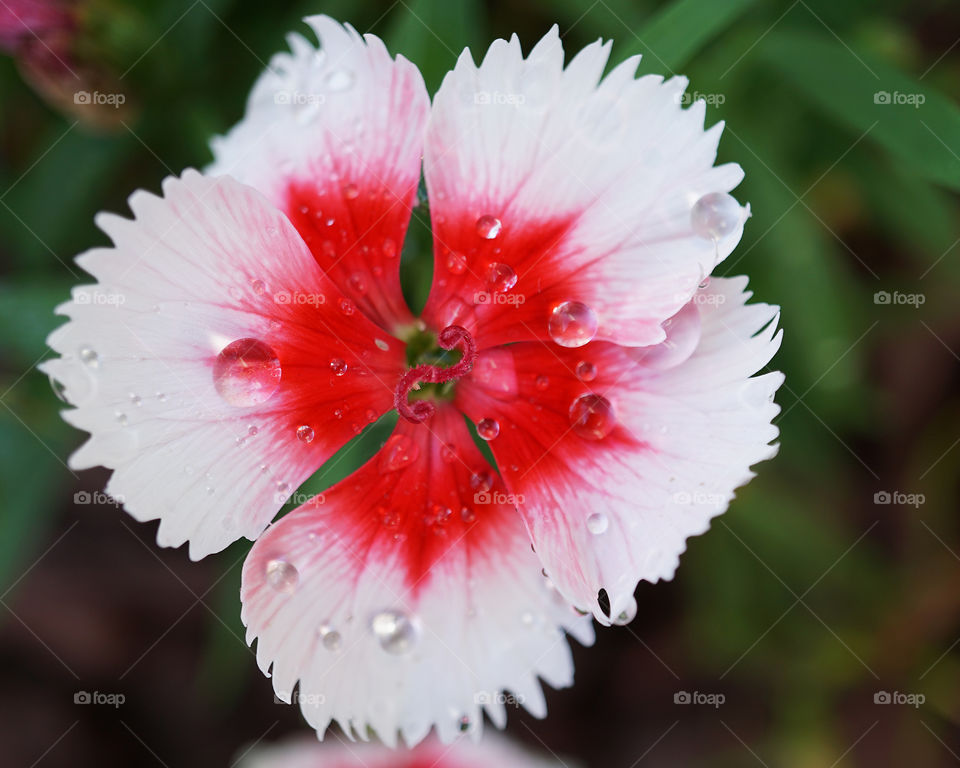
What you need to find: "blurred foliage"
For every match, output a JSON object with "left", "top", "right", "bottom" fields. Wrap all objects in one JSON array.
[{"left": 1, "top": 0, "right": 959, "bottom": 765}]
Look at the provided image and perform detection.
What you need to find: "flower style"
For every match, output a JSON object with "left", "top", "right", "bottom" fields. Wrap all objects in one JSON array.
[{"left": 42, "top": 16, "right": 782, "bottom": 747}]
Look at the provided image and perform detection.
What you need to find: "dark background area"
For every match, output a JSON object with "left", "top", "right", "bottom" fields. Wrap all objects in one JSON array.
[{"left": 1, "top": 0, "right": 960, "bottom": 765}]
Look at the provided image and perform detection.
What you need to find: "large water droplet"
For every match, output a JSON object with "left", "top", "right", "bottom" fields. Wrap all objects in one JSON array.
[
  {"left": 477, "top": 418, "right": 500, "bottom": 440},
  {"left": 487, "top": 262, "right": 517, "bottom": 293},
  {"left": 476, "top": 215, "right": 502, "bottom": 239},
  {"left": 265, "top": 559, "right": 298, "bottom": 593},
  {"left": 548, "top": 301, "right": 598, "bottom": 348},
  {"left": 586, "top": 512, "right": 609, "bottom": 535},
  {"left": 691, "top": 192, "right": 743, "bottom": 240},
  {"left": 370, "top": 609, "right": 419, "bottom": 655},
  {"left": 296, "top": 425, "right": 315, "bottom": 444},
  {"left": 569, "top": 394, "right": 616, "bottom": 440},
  {"left": 78, "top": 346, "right": 99, "bottom": 368},
  {"left": 378, "top": 434, "right": 420, "bottom": 473},
  {"left": 213, "top": 339, "right": 282, "bottom": 407}
]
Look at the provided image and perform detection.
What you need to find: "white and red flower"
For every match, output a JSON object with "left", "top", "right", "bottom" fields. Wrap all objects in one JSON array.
[{"left": 43, "top": 16, "right": 782, "bottom": 746}]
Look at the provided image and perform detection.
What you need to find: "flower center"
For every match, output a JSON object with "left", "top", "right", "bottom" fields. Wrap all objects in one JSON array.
[{"left": 394, "top": 325, "right": 476, "bottom": 423}]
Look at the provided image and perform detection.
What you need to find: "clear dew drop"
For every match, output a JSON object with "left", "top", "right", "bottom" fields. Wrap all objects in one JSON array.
[
  {"left": 324, "top": 68, "right": 355, "bottom": 91},
  {"left": 691, "top": 192, "right": 743, "bottom": 241},
  {"left": 348, "top": 272, "right": 367, "bottom": 294},
  {"left": 569, "top": 394, "right": 616, "bottom": 440},
  {"left": 575, "top": 361, "right": 597, "bottom": 382},
  {"left": 213, "top": 338, "right": 282, "bottom": 407},
  {"left": 475, "top": 214, "right": 502, "bottom": 239},
  {"left": 343, "top": 183, "right": 360, "bottom": 200},
  {"left": 586, "top": 512, "right": 609, "bottom": 535},
  {"left": 548, "top": 301, "right": 598, "bottom": 348},
  {"left": 251, "top": 279, "right": 266, "bottom": 295},
  {"left": 370, "top": 609, "right": 419, "bottom": 655},
  {"left": 382, "top": 238, "right": 398, "bottom": 259},
  {"left": 374, "top": 338, "right": 389, "bottom": 352},
  {"left": 115, "top": 412, "right": 128, "bottom": 427},
  {"left": 460, "top": 506, "right": 476, "bottom": 523},
  {"left": 378, "top": 434, "right": 420, "bottom": 473},
  {"left": 329, "top": 358, "right": 348, "bottom": 376},
  {"left": 78, "top": 346, "right": 99, "bottom": 368},
  {"left": 446, "top": 251, "right": 467, "bottom": 275},
  {"left": 470, "top": 469, "right": 494, "bottom": 493},
  {"left": 265, "top": 559, "right": 298, "bottom": 593},
  {"left": 129, "top": 393, "right": 142, "bottom": 407},
  {"left": 613, "top": 598, "right": 638, "bottom": 625},
  {"left": 441, "top": 443, "right": 457, "bottom": 462},
  {"left": 339, "top": 298, "right": 356, "bottom": 316},
  {"left": 319, "top": 623, "right": 342, "bottom": 651},
  {"left": 276, "top": 481, "right": 290, "bottom": 494},
  {"left": 477, "top": 418, "right": 500, "bottom": 441},
  {"left": 535, "top": 374, "right": 549, "bottom": 391},
  {"left": 297, "top": 425, "right": 315, "bottom": 444},
  {"left": 248, "top": 425, "right": 259, "bottom": 436},
  {"left": 486, "top": 262, "right": 517, "bottom": 293}
]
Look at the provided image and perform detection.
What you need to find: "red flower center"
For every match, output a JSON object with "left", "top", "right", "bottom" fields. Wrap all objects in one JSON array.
[{"left": 394, "top": 325, "right": 476, "bottom": 423}]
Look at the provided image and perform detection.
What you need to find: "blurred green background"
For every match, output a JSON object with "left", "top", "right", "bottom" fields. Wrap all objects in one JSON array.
[{"left": 1, "top": 0, "right": 959, "bottom": 765}]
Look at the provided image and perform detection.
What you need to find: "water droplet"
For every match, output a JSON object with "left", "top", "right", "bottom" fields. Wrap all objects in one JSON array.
[
  {"left": 613, "top": 597, "right": 638, "bottom": 625},
  {"left": 78, "top": 346, "right": 99, "bottom": 368},
  {"left": 477, "top": 418, "right": 500, "bottom": 440},
  {"left": 458, "top": 715, "right": 472, "bottom": 732},
  {"left": 265, "top": 559, "right": 298, "bottom": 593},
  {"left": 440, "top": 443, "right": 457, "bottom": 462},
  {"left": 575, "top": 361, "right": 597, "bottom": 381},
  {"left": 324, "top": 68, "right": 354, "bottom": 91},
  {"left": 129, "top": 393, "right": 142, "bottom": 407},
  {"left": 319, "top": 625, "right": 342, "bottom": 651},
  {"left": 213, "top": 339, "right": 282, "bottom": 407},
  {"left": 460, "top": 506, "right": 476, "bottom": 523},
  {"left": 446, "top": 251, "right": 467, "bottom": 275},
  {"left": 486, "top": 262, "right": 517, "bottom": 293},
  {"left": 339, "top": 298, "right": 356, "bottom": 316},
  {"left": 382, "top": 238, "right": 397, "bottom": 258},
  {"left": 535, "top": 375, "right": 549, "bottom": 390},
  {"left": 248, "top": 425, "right": 259, "bottom": 436},
  {"left": 521, "top": 611, "right": 535, "bottom": 627},
  {"left": 115, "top": 412, "right": 128, "bottom": 426},
  {"left": 699, "top": 276, "right": 711, "bottom": 290},
  {"left": 378, "top": 434, "right": 420, "bottom": 473},
  {"left": 548, "top": 301, "right": 598, "bottom": 348},
  {"left": 297, "top": 425, "right": 315, "bottom": 444},
  {"left": 343, "top": 183, "right": 359, "bottom": 200},
  {"left": 348, "top": 273, "right": 367, "bottom": 294},
  {"left": 156, "top": 392, "right": 167, "bottom": 403},
  {"left": 251, "top": 279, "right": 266, "bottom": 295},
  {"left": 470, "top": 470, "right": 494, "bottom": 493},
  {"left": 370, "top": 609, "right": 419, "bottom": 655},
  {"left": 476, "top": 215, "right": 502, "bottom": 239},
  {"left": 329, "top": 358, "right": 348, "bottom": 376},
  {"left": 276, "top": 481, "right": 290, "bottom": 494},
  {"left": 586, "top": 512, "right": 609, "bottom": 535},
  {"left": 374, "top": 338, "right": 389, "bottom": 352},
  {"left": 569, "top": 394, "right": 616, "bottom": 440},
  {"left": 691, "top": 192, "right": 743, "bottom": 240}
]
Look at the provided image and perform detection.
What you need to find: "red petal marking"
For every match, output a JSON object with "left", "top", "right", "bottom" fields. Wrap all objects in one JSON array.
[
  {"left": 286, "top": 175, "right": 416, "bottom": 333},
  {"left": 421, "top": 209, "right": 581, "bottom": 349},
  {"left": 394, "top": 325, "right": 477, "bottom": 423},
  {"left": 261, "top": 404, "right": 518, "bottom": 594}
]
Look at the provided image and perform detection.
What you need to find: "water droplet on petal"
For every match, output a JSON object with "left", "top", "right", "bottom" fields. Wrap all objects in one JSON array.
[
  {"left": 339, "top": 298, "right": 356, "bottom": 316},
  {"left": 586, "top": 512, "right": 609, "bottom": 535},
  {"left": 382, "top": 238, "right": 397, "bottom": 258},
  {"left": 470, "top": 469, "right": 494, "bottom": 493},
  {"left": 569, "top": 394, "right": 616, "bottom": 440},
  {"left": 446, "top": 251, "right": 467, "bottom": 275},
  {"left": 441, "top": 443, "right": 457, "bottom": 462},
  {"left": 575, "top": 361, "right": 597, "bottom": 381},
  {"left": 691, "top": 192, "right": 743, "bottom": 240},
  {"left": 129, "top": 393, "right": 142, "bottom": 407},
  {"left": 535, "top": 375, "right": 549, "bottom": 391},
  {"left": 297, "top": 425, "right": 315, "bottom": 444},
  {"left": 251, "top": 279, "right": 266, "bottom": 295},
  {"left": 371, "top": 609, "right": 419, "bottom": 654},
  {"left": 613, "top": 597, "right": 638, "bottom": 625},
  {"left": 460, "top": 506, "right": 476, "bottom": 523},
  {"left": 343, "top": 183, "right": 359, "bottom": 200},
  {"left": 320, "top": 625, "right": 342, "bottom": 651},
  {"left": 115, "top": 412, "right": 128, "bottom": 427},
  {"left": 265, "top": 559, "right": 298, "bottom": 593},
  {"left": 213, "top": 339, "right": 282, "bottom": 407},
  {"left": 487, "top": 262, "right": 517, "bottom": 293},
  {"left": 548, "top": 301, "right": 598, "bottom": 348},
  {"left": 78, "top": 346, "right": 99, "bottom": 368},
  {"left": 378, "top": 434, "right": 420, "bottom": 473},
  {"left": 329, "top": 358, "right": 348, "bottom": 376},
  {"left": 476, "top": 215, "right": 502, "bottom": 239},
  {"left": 477, "top": 418, "right": 500, "bottom": 440}
]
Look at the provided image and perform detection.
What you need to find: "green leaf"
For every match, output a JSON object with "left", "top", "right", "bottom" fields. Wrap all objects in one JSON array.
[{"left": 758, "top": 28, "right": 960, "bottom": 190}]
